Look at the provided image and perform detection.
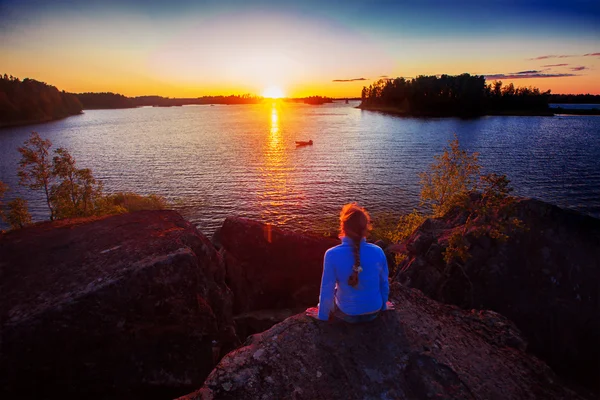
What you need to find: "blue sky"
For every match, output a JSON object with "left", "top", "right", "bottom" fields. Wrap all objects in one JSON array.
[{"left": 2, "top": 0, "right": 598, "bottom": 33}]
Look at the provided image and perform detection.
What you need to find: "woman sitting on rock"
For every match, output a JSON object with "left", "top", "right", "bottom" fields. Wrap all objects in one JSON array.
[{"left": 307, "top": 203, "right": 392, "bottom": 323}]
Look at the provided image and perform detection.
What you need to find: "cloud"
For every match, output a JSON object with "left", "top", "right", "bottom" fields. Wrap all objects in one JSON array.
[
  {"left": 379, "top": 75, "right": 389, "bottom": 78},
  {"left": 570, "top": 66, "right": 587, "bottom": 71},
  {"left": 530, "top": 54, "right": 574, "bottom": 60},
  {"left": 530, "top": 52, "right": 599, "bottom": 60},
  {"left": 332, "top": 77, "right": 368, "bottom": 82},
  {"left": 541, "top": 63, "right": 569, "bottom": 67},
  {"left": 516, "top": 70, "right": 541, "bottom": 74},
  {"left": 485, "top": 73, "right": 577, "bottom": 80}
]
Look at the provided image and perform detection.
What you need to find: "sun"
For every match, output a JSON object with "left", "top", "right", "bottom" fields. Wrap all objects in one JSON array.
[{"left": 262, "top": 86, "right": 285, "bottom": 99}]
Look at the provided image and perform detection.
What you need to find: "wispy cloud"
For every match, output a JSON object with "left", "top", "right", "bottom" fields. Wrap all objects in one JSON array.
[
  {"left": 570, "top": 66, "right": 587, "bottom": 71},
  {"left": 530, "top": 52, "right": 600, "bottom": 60},
  {"left": 530, "top": 55, "right": 574, "bottom": 60},
  {"left": 379, "top": 75, "right": 389, "bottom": 78},
  {"left": 516, "top": 70, "right": 541, "bottom": 74},
  {"left": 485, "top": 72, "right": 577, "bottom": 80},
  {"left": 332, "top": 77, "right": 368, "bottom": 82},
  {"left": 541, "top": 63, "right": 569, "bottom": 67}
]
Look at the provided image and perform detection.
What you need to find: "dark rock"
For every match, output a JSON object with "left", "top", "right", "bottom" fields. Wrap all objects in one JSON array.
[
  {"left": 398, "top": 198, "right": 600, "bottom": 393},
  {"left": 180, "top": 284, "right": 586, "bottom": 400},
  {"left": 233, "top": 308, "right": 305, "bottom": 340},
  {"left": 407, "top": 229, "right": 435, "bottom": 255},
  {"left": 0, "top": 211, "right": 237, "bottom": 399},
  {"left": 218, "top": 217, "right": 339, "bottom": 314}
]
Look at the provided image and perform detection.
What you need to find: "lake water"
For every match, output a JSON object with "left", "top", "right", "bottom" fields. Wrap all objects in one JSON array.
[{"left": 1, "top": 101, "right": 599, "bottom": 234}]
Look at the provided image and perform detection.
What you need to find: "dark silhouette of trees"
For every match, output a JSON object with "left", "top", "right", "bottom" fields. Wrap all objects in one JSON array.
[
  {"left": 284, "top": 96, "right": 333, "bottom": 105},
  {"left": 1, "top": 73, "right": 336, "bottom": 115},
  {"left": 360, "top": 74, "right": 552, "bottom": 117},
  {"left": 133, "top": 94, "right": 263, "bottom": 107},
  {"left": 485, "top": 81, "right": 550, "bottom": 114},
  {"left": 0, "top": 75, "right": 82, "bottom": 127},
  {"left": 74, "top": 93, "right": 332, "bottom": 108},
  {"left": 76, "top": 92, "right": 135, "bottom": 109},
  {"left": 548, "top": 94, "right": 600, "bottom": 104}
]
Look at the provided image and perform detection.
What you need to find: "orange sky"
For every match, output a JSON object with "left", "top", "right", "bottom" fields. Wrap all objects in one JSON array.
[{"left": 1, "top": 2, "right": 599, "bottom": 97}]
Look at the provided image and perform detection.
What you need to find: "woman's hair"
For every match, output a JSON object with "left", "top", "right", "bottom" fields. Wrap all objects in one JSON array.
[{"left": 339, "top": 203, "right": 372, "bottom": 287}]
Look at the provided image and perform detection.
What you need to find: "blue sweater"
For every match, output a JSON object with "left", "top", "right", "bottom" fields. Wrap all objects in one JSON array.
[{"left": 317, "top": 237, "right": 390, "bottom": 321}]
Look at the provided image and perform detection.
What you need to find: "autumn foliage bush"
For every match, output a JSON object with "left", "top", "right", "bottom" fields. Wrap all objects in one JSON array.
[
  {"left": 1, "top": 132, "right": 167, "bottom": 230},
  {"left": 387, "top": 135, "right": 523, "bottom": 265}
]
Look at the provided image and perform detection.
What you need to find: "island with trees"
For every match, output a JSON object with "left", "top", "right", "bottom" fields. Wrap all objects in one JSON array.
[
  {"left": 0, "top": 75, "right": 83, "bottom": 128},
  {"left": 359, "top": 74, "right": 600, "bottom": 117}
]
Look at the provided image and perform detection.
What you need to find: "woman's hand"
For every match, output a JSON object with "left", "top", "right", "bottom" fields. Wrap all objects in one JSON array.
[
  {"left": 305, "top": 307, "right": 320, "bottom": 320},
  {"left": 383, "top": 301, "right": 395, "bottom": 311}
]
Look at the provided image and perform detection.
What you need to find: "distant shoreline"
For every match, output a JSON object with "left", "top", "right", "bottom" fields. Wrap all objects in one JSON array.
[
  {"left": 0, "top": 111, "right": 83, "bottom": 129},
  {"left": 357, "top": 104, "right": 600, "bottom": 117},
  {"left": 4, "top": 104, "right": 600, "bottom": 129},
  {"left": 76, "top": 93, "right": 333, "bottom": 109}
]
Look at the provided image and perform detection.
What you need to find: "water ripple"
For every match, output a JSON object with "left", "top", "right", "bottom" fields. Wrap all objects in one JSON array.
[{"left": 1, "top": 102, "right": 599, "bottom": 234}]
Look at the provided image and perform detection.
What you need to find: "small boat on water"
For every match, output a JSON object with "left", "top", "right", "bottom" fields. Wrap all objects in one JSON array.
[{"left": 295, "top": 140, "right": 313, "bottom": 146}]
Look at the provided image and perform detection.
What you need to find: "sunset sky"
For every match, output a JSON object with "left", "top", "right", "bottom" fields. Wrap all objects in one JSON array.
[{"left": 1, "top": 0, "right": 599, "bottom": 97}]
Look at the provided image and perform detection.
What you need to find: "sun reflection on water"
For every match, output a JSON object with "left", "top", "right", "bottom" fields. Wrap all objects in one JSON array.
[
  {"left": 260, "top": 102, "right": 296, "bottom": 224},
  {"left": 270, "top": 103, "right": 280, "bottom": 146}
]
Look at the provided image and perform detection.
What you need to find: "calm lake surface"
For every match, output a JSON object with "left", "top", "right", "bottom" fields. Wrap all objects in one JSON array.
[{"left": 1, "top": 101, "right": 599, "bottom": 234}]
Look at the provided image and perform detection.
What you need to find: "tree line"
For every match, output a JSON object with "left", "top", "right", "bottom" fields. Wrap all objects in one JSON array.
[
  {"left": 284, "top": 96, "right": 333, "bottom": 105},
  {"left": 80, "top": 94, "right": 335, "bottom": 108},
  {"left": 1, "top": 73, "right": 337, "bottom": 117},
  {"left": 548, "top": 94, "right": 600, "bottom": 104},
  {"left": 360, "top": 74, "right": 552, "bottom": 117},
  {"left": 0, "top": 132, "right": 166, "bottom": 231},
  {"left": 0, "top": 75, "right": 83, "bottom": 127},
  {"left": 77, "top": 92, "right": 135, "bottom": 109},
  {"left": 75, "top": 93, "right": 265, "bottom": 109}
]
